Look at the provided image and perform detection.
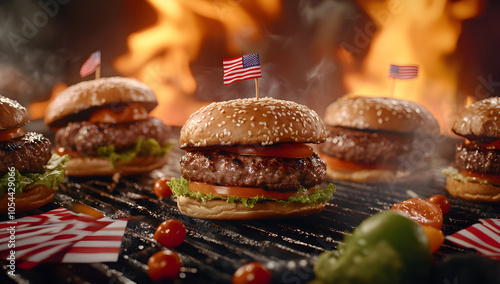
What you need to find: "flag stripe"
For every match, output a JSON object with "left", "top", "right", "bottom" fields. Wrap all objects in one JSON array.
[
  {"left": 388, "top": 64, "right": 419, "bottom": 80},
  {"left": 481, "top": 218, "right": 500, "bottom": 234},
  {"left": 223, "top": 53, "right": 262, "bottom": 85},
  {"left": 80, "top": 50, "right": 101, "bottom": 78},
  {"left": 446, "top": 219, "right": 500, "bottom": 260},
  {"left": 0, "top": 207, "right": 127, "bottom": 269},
  {"left": 224, "top": 67, "right": 262, "bottom": 80}
]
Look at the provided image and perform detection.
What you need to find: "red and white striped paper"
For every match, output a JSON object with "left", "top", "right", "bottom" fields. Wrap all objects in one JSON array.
[
  {"left": 446, "top": 218, "right": 500, "bottom": 260},
  {"left": 0, "top": 207, "right": 127, "bottom": 269}
]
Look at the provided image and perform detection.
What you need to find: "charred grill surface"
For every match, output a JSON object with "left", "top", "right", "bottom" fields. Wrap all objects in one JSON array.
[{"left": 180, "top": 150, "right": 327, "bottom": 191}]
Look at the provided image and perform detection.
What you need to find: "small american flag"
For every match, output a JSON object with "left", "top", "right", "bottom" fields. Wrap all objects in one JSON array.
[
  {"left": 223, "top": 53, "right": 262, "bottom": 85},
  {"left": 0, "top": 207, "right": 127, "bottom": 269},
  {"left": 80, "top": 50, "right": 101, "bottom": 78},
  {"left": 446, "top": 219, "right": 500, "bottom": 260},
  {"left": 388, "top": 64, "right": 419, "bottom": 80}
]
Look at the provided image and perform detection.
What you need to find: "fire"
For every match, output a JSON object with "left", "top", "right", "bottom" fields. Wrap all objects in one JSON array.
[
  {"left": 28, "top": 81, "right": 68, "bottom": 120},
  {"left": 114, "top": 0, "right": 281, "bottom": 126},
  {"left": 340, "top": 0, "right": 484, "bottom": 134}
]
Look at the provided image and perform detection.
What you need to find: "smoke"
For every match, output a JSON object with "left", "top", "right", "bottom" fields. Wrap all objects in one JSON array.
[
  {"left": 0, "top": 0, "right": 68, "bottom": 106},
  {"left": 191, "top": 0, "right": 359, "bottom": 118}
]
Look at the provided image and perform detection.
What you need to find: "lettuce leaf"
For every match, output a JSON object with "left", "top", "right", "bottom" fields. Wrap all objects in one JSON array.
[
  {"left": 0, "top": 154, "right": 68, "bottom": 198},
  {"left": 442, "top": 166, "right": 499, "bottom": 185},
  {"left": 168, "top": 177, "right": 336, "bottom": 208},
  {"left": 97, "top": 138, "right": 174, "bottom": 167}
]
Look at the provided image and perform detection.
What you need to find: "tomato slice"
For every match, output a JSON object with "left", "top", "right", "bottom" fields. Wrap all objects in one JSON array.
[
  {"left": 56, "top": 147, "right": 82, "bottom": 157},
  {"left": 89, "top": 103, "right": 149, "bottom": 124},
  {"left": 185, "top": 143, "right": 314, "bottom": 159},
  {"left": 392, "top": 198, "right": 443, "bottom": 230},
  {"left": 319, "top": 153, "right": 394, "bottom": 172},
  {"left": 0, "top": 127, "right": 26, "bottom": 142},
  {"left": 459, "top": 170, "right": 500, "bottom": 185},
  {"left": 465, "top": 138, "right": 500, "bottom": 150},
  {"left": 188, "top": 181, "right": 314, "bottom": 200}
]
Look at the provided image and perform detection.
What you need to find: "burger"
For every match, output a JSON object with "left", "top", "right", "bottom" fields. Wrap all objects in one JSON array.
[
  {"left": 318, "top": 95, "right": 440, "bottom": 183},
  {"left": 169, "top": 97, "right": 335, "bottom": 220},
  {"left": 443, "top": 96, "right": 500, "bottom": 202},
  {"left": 44, "top": 77, "right": 173, "bottom": 176},
  {"left": 0, "top": 95, "right": 67, "bottom": 213}
]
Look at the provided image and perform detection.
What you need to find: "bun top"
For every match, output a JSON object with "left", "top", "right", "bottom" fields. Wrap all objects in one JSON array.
[
  {"left": 452, "top": 96, "right": 500, "bottom": 138},
  {"left": 324, "top": 95, "right": 440, "bottom": 135},
  {"left": 44, "top": 77, "right": 158, "bottom": 128},
  {"left": 179, "top": 97, "right": 326, "bottom": 148},
  {"left": 0, "top": 95, "right": 29, "bottom": 130}
]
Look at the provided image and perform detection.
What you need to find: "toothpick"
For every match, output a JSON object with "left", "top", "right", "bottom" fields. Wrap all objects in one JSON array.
[
  {"left": 255, "top": 78, "right": 259, "bottom": 99},
  {"left": 95, "top": 64, "right": 101, "bottom": 79},
  {"left": 389, "top": 77, "right": 396, "bottom": 98}
]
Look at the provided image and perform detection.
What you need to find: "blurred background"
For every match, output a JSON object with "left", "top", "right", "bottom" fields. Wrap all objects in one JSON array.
[{"left": 0, "top": 0, "right": 499, "bottom": 135}]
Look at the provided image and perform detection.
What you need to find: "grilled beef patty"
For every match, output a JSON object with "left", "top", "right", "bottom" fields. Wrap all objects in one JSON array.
[
  {"left": 180, "top": 150, "right": 326, "bottom": 192},
  {"left": 319, "top": 126, "right": 434, "bottom": 168},
  {"left": 0, "top": 132, "right": 52, "bottom": 175},
  {"left": 454, "top": 141, "right": 500, "bottom": 173},
  {"left": 55, "top": 117, "right": 171, "bottom": 155}
]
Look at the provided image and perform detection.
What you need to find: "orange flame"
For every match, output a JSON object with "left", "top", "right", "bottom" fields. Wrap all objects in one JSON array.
[
  {"left": 28, "top": 82, "right": 68, "bottom": 120},
  {"left": 340, "top": 0, "right": 484, "bottom": 134},
  {"left": 114, "top": 0, "right": 281, "bottom": 126}
]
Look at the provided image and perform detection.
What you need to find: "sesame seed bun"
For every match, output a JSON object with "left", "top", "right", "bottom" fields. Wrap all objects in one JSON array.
[
  {"left": 0, "top": 185, "right": 55, "bottom": 214},
  {"left": 323, "top": 95, "right": 440, "bottom": 134},
  {"left": 44, "top": 77, "right": 158, "bottom": 128},
  {"left": 176, "top": 196, "right": 327, "bottom": 220},
  {"left": 452, "top": 96, "right": 500, "bottom": 138},
  {"left": 320, "top": 95, "right": 439, "bottom": 183},
  {"left": 179, "top": 97, "right": 326, "bottom": 148},
  {"left": 64, "top": 155, "right": 168, "bottom": 176},
  {"left": 0, "top": 95, "right": 29, "bottom": 130},
  {"left": 446, "top": 176, "right": 500, "bottom": 202}
]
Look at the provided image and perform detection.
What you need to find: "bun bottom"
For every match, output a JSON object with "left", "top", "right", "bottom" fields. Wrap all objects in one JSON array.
[
  {"left": 0, "top": 185, "right": 55, "bottom": 214},
  {"left": 446, "top": 177, "right": 500, "bottom": 202},
  {"left": 65, "top": 155, "right": 168, "bottom": 176},
  {"left": 176, "top": 196, "right": 327, "bottom": 220}
]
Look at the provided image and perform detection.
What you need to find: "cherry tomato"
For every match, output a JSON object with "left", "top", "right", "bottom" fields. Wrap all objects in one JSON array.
[
  {"left": 232, "top": 262, "right": 272, "bottom": 284},
  {"left": 154, "top": 219, "right": 187, "bottom": 248},
  {"left": 147, "top": 250, "right": 182, "bottom": 281},
  {"left": 420, "top": 225, "right": 445, "bottom": 253},
  {"left": 427, "top": 195, "right": 450, "bottom": 215},
  {"left": 391, "top": 198, "right": 443, "bottom": 230},
  {"left": 154, "top": 177, "right": 173, "bottom": 198}
]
